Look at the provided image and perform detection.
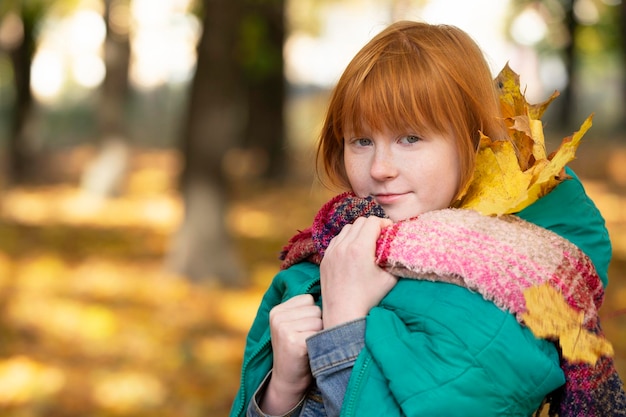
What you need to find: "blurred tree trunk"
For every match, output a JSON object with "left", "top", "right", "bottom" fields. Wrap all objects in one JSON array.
[
  {"left": 618, "top": 0, "right": 626, "bottom": 129},
  {"left": 169, "top": 0, "right": 287, "bottom": 285},
  {"left": 559, "top": 0, "right": 577, "bottom": 130},
  {"left": 241, "top": 0, "right": 286, "bottom": 180},
  {"left": 81, "top": 0, "right": 132, "bottom": 198},
  {"left": 5, "top": 4, "right": 42, "bottom": 185},
  {"left": 99, "top": 0, "right": 130, "bottom": 140},
  {"left": 167, "top": 0, "right": 247, "bottom": 285}
]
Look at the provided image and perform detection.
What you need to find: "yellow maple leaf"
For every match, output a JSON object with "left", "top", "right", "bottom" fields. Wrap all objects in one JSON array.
[
  {"left": 528, "top": 117, "right": 548, "bottom": 162},
  {"left": 521, "top": 283, "right": 614, "bottom": 364},
  {"left": 459, "top": 134, "right": 532, "bottom": 215},
  {"left": 507, "top": 116, "right": 536, "bottom": 171},
  {"left": 529, "top": 90, "right": 560, "bottom": 120},
  {"left": 455, "top": 64, "right": 591, "bottom": 215},
  {"left": 510, "top": 114, "right": 593, "bottom": 213},
  {"left": 495, "top": 62, "right": 559, "bottom": 120},
  {"left": 494, "top": 63, "right": 527, "bottom": 119},
  {"left": 545, "top": 114, "right": 593, "bottom": 174}
]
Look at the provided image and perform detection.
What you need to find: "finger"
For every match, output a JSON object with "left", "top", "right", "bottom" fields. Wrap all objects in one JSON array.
[
  {"left": 363, "top": 215, "right": 393, "bottom": 231},
  {"left": 293, "top": 316, "right": 323, "bottom": 333},
  {"left": 379, "top": 217, "right": 393, "bottom": 228},
  {"left": 343, "top": 216, "right": 388, "bottom": 239},
  {"left": 273, "top": 317, "right": 322, "bottom": 338},
  {"left": 328, "top": 216, "right": 367, "bottom": 248},
  {"left": 334, "top": 216, "right": 385, "bottom": 249},
  {"left": 281, "top": 294, "right": 315, "bottom": 309},
  {"left": 271, "top": 304, "right": 321, "bottom": 321},
  {"left": 270, "top": 304, "right": 322, "bottom": 330}
]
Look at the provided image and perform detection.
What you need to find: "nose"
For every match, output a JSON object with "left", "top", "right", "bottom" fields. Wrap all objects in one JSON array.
[{"left": 370, "top": 147, "right": 398, "bottom": 181}]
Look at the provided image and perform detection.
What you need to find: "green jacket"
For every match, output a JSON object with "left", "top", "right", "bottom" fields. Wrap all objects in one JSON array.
[{"left": 229, "top": 169, "right": 612, "bottom": 417}]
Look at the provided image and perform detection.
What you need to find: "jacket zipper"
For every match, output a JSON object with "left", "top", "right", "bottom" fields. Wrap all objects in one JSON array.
[
  {"left": 232, "top": 334, "right": 272, "bottom": 417},
  {"left": 341, "top": 354, "right": 371, "bottom": 416},
  {"left": 232, "top": 278, "right": 321, "bottom": 417}
]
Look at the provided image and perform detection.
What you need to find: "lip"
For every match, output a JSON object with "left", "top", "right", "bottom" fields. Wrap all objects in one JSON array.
[{"left": 373, "top": 193, "right": 407, "bottom": 205}]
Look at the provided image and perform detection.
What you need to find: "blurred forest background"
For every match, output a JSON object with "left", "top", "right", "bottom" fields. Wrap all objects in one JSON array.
[{"left": 0, "top": 0, "right": 625, "bottom": 416}]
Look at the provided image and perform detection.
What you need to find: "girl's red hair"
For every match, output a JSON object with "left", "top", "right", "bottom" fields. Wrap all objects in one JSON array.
[{"left": 316, "top": 21, "right": 507, "bottom": 200}]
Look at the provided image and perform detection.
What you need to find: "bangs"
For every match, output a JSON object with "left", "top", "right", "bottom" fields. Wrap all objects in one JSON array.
[{"left": 339, "top": 50, "right": 450, "bottom": 139}]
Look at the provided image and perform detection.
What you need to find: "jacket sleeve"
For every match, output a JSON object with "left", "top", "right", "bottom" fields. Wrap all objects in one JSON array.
[
  {"left": 246, "top": 372, "right": 306, "bottom": 417},
  {"left": 362, "top": 280, "right": 565, "bottom": 417},
  {"left": 306, "top": 318, "right": 366, "bottom": 417}
]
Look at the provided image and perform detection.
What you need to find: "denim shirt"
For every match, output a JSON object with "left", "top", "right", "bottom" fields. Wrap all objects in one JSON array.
[{"left": 246, "top": 319, "right": 366, "bottom": 417}]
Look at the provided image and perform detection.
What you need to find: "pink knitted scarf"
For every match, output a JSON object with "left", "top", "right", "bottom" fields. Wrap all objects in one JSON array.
[{"left": 280, "top": 192, "right": 626, "bottom": 417}]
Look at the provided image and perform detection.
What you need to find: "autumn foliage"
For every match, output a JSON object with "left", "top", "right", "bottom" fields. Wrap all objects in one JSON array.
[{"left": 456, "top": 64, "right": 593, "bottom": 215}]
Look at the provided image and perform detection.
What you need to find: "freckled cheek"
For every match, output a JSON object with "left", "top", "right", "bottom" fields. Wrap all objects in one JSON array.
[{"left": 344, "top": 157, "right": 370, "bottom": 196}]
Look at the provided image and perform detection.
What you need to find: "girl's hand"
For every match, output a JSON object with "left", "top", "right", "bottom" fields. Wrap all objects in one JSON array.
[
  {"left": 261, "top": 294, "right": 322, "bottom": 415},
  {"left": 320, "top": 216, "right": 397, "bottom": 328}
]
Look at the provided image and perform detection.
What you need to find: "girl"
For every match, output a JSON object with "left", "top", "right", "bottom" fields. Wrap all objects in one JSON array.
[{"left": 230, "top": 21, "right": 624, "bottom": 417}]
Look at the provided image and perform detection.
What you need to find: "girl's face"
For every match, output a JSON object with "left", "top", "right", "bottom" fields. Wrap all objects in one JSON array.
[{"left": 344, "top": 126, "right": 461, "bottom": 222}]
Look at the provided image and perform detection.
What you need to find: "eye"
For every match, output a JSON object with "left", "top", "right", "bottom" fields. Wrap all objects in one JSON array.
[
  {"left": 355, "top": 138, "right": 373, "bottom": 146},
  {"left": 400, "top": 135, "right": 421, "bottom": 144}
]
